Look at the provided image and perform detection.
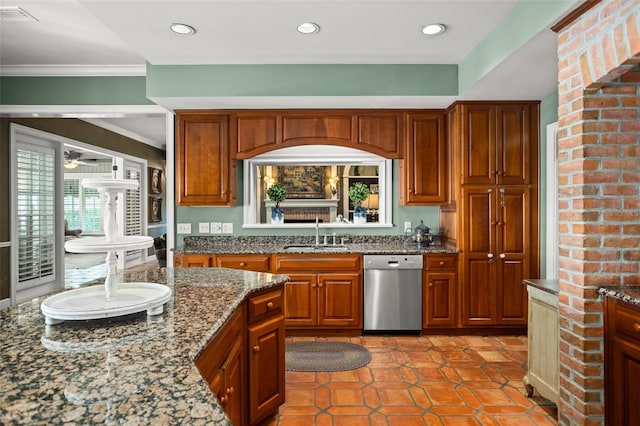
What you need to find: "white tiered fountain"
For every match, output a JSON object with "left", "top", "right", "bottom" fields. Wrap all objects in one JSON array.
[{"left": 41, "top": 177, "right": 171, "bottom": 325}]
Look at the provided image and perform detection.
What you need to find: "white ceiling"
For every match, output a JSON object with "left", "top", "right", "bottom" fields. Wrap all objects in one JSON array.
[{"left": 0, "top": 0, "right": 579, "bottom": 148}]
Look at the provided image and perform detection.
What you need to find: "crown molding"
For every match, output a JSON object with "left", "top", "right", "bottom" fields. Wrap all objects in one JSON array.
[
  {"left": 81, "top": 118, "right": 165, "bottom": 150},
  {"left": 0, "top": 64, "right": 146, "bottom": 77}
]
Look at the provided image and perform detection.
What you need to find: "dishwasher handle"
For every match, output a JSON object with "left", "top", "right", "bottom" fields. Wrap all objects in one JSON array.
[{"left": 387, "top": 261, "right": 399, "bottom": 267}]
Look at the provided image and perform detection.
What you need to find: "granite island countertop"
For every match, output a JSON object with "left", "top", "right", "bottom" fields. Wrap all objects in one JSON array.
[
  {"left": 0, "top": 267, "right": 288, "bottom": 425},
  {"left": 175, "top": 235, "right": 458, "bottom": 255}
]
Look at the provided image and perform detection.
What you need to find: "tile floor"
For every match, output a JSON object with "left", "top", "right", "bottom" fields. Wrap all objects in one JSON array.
[{"left": 268, "top": 335, "right": 557, "bottom": 426}]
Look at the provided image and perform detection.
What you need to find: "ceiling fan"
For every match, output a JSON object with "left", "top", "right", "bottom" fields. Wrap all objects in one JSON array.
[{"left": 63, "top": 150, "right": 99, "bottom": 169}]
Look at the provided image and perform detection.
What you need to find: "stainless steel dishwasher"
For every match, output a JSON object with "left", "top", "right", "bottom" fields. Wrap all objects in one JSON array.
[{"left": 363, "top": 254, "right": 423, "bottom": 332}]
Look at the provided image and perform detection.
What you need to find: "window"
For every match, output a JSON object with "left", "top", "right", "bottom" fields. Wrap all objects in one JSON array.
[
  {"left": 244, "top": 145, "right": 392, "bottom": 228},
  {"left": 64, "top": 176, "right": 109, "bottom": 233}
]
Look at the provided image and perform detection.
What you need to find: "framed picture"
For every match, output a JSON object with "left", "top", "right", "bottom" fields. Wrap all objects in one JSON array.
[
  {"left": 150, "top": 168, "right": 162, "bottom": 194},
  {"left": 149, "top": 197, "right": 162, "bottom": 223},
  {"left": 277, "top": 166, "right": 325, "bottom": 198}
]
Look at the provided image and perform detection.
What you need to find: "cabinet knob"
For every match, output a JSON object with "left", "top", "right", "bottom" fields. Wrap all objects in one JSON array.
[
  {"left": 226, "top": 386, "right": 234, "bottom": 396},
  {"left": 253, "top": 345, "right": 261, "bottom": 353},
  {"left": 634, "top": 323, "right": 640, "bottom": 333},
  {"left": 439, "top": 261, "right": 445, "bottom": 266},
  {"left": 318, "top": 283, "right": 324, "bottom": 288},
  {"left": 499, "top": 253, "right": 506, "bottom": 259},
  {"left": 487, "top": 253, "right": 494, "bottom": 259},
  {"left": 491, "top": 221, "right": 497, "bottom": 226},
  {"left": 220, "top": 395, "right": 227, "bottom": 404},
  {"left": 266, "top": 301, "right": 274, "bottom": 309},
  {"left": 240, "top": 262, "right": 247, "bottom": 267},
  {"left": 429, "top": 282, "right": 433, "bottom": 287}
]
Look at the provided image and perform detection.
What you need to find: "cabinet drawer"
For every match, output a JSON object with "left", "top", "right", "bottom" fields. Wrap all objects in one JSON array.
[
  {"left": 274, "top": 254, "right": 361, "bottom": 272},
  {"left": 214, "top": 254, "right": 271, "bottom": 272},
  {"left": 248, "top": 288, "right": 283, "bottom": 324},
  {"left": 612, "top": 300, "right": 640, "bottom": 342},
  {"left": 425, "top": 254, "right": 457, "bottom": 270}
]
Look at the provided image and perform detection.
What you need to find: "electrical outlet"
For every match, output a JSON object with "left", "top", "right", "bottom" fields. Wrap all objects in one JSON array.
[
  {"left": 211, "top": 222, "right": 222, "bottom": 234},
  {"left": 198, "top": 222, "right": 210, "bottom": 234},
  {"left": 222, "top": 223, "right": 233, "bottom": 234},
  {"left": 404, "top": 221, "right": 412, "bottom": 233},
  {"left": 177, "top": 223, "right": 191, "bottom": 234}
]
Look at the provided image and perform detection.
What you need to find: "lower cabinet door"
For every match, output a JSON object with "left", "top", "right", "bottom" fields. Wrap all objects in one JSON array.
[
  {"left": 284, "top": 274, "right": 317, "bottom": 327},
  {"left": 317, "top": 273, "right": 362, "bottom": 328},
  {"left": 423, "top": 272, "right": 456, "bottom": 327},
  {"left": 249, "top": 315, "right": 285, "bottom": 424},
  {"left": 607, "top": 336, "right": 640, "bottom": 426},
  {"left": 222, "top": 336, "right": 244, "bottom": 426}
]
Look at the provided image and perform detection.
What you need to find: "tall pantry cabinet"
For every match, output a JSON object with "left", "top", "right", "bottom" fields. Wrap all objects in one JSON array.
[{"left": 447, "top": 102, "right": 539, "bottom": 329}]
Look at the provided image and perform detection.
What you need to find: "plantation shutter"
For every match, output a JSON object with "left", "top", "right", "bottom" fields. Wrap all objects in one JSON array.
[
  {"left": 16, "top": 147, "right": 56, "bottom": 287},
  {"left": 63, "top": 179, "right": 80, "bottom": 229},
  {"left": 124, "top": 165, "right": 142, "bottom": 263}
]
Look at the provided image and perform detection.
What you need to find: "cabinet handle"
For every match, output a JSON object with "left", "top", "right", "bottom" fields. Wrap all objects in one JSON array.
[
  {"left": 239, "top": 262, "right": 247, "bottom": 267},
  {"left": 266, "top": 301, "right": 274, "bottom": 309},
  {"left": 634, "top": 323, "right": 640, "bottom": 333},
  {"left": 253, "top": 345, "right": 261, "bottom": 353}
]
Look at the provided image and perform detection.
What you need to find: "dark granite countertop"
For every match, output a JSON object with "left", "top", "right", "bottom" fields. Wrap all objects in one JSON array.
[
  {"left": 0, "top": 268, "right": 288, "bottom": 425},
  {"left": 598, "top": 286, "right": 640, "bottom": 307},
  {"left": 523, "top": 279, "right": 559, "bottom": 296},
  {"left": 175, "top": 235, "right": 458, "bottom": 255}
]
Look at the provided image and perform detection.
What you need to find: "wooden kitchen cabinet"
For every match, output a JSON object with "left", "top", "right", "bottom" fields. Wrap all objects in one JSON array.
[
  {"left": 460, "top": 186, "right": 530, "bottom": 327},
  {"left": 174, "top": 253, "right": 213, "bottom": 268},
  {"left": 275, "top": 254, "right": 362, "bottom": 333},
  {"left": 176, "top": 111, "right": 236, "bottom": 206},
  {"left": 446, "top": 101, "right": 539, "bottom": 331},
  {"left": 401, "top": 111, "right": 448, "bottom": 205},
  {"left": 247, "top": 287, "right": 285, "bottom": 424},
  {"left": 458, "top": 102, "right": 536, "bottom": 186},
  {"left": 213, "top": 254, "right": 272, "bottom": 272},
  {"left": 423, "top": 254, "right": 458, "bottom": 328},
  {"left": 195, "top": 306, "right": 246, "bottom": 426},
  {"left": 605, "top": 297, "right": 640, "bottom": 426},
  {"left": 234, "top": 110, "right": 403, "bottom": 159}
]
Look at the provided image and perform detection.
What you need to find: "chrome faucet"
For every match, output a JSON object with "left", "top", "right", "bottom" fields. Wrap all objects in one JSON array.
[{"left": 315, "top": 216, "right": 320, "bottom": 246}]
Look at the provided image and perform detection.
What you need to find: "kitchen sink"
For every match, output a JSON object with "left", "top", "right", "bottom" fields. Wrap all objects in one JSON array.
[{"left": 283, "top": 245, "right": 349, "bottom": 252}]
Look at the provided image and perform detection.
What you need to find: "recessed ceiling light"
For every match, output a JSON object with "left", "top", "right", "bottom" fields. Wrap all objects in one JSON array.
[
  {"left": 297, "top": 22, "right": 320, "bottom": 34},
  {"left": 170, "top": 23, "right": 196, "bottom": 35},
  {"left": 421, "top": 23, "right": 446, "bottom": 35}
]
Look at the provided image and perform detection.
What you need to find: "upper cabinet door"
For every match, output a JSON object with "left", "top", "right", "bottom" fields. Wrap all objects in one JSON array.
[
  {"left": 460, "top": 102, "right": 537, "bottom": 186},
  {"left": 496, "top": 103, "right": 534, "bottom": 186},
  {"left": 282, "top": 112, "right": 353, "bottom": 145},
  {"left": 176, "top": 112, "right": 236, "bottom": 206},
  {"left": 356, "top": 112, "right": 403, "bottom": 158},
  {"left": 461, "top": 103, "right": 496, "bottom": 185},
  {"left": 401, "top": 111, "right": 447, "bottom": 205},
  {"left": 235, "top": 112, "right": 280, "bottom": 159}
]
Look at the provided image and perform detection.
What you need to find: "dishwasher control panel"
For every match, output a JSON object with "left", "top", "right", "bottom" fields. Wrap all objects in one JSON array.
[{"left": 363, "top": 254, "right": 423, "bottom": 270}]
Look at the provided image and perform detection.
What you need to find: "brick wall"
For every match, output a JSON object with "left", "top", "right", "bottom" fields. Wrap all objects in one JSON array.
[{"left": 556, "top": 1, "right": 640, "bottom": 425}]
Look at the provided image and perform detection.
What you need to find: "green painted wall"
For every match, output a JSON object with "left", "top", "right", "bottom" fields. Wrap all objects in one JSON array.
[
  {"left": 538, "top": 92, "right": 559, "bottom": 278},
  {"left": 147, "top": 64, "right": 458, "bottom": 98},
  {"left": 0, "top": 76, "right": 151, "bottom": 105},
  {"left": 459, "top": 0, "right": 577, "bottom": 93}
]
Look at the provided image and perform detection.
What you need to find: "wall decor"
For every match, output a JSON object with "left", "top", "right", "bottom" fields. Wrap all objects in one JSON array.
[
  {"left": 277, "top": 166, "right": 325, "bottom": 198},
  {"left": 150, "top": 168, "right": 162, "bottom": 194},
  {"left": 149, "top": 197, "right": 162, "bottom": 223}
]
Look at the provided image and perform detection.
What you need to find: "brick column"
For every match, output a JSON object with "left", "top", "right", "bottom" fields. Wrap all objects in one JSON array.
[{"left": 556, "top": 1, "right": 640, "bottom": 425}]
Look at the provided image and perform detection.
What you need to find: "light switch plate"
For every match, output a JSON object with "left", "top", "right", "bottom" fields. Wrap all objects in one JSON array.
[
  {"left": 404, "top": 221, "right": 412, "bottom": 233},
  {"left": 177, "top": 223, "right": 191, "bottom": 234},
  {"left": 211, "top": 222, "right": 222, "bottom": 234},
  {"left": 198, "top": 222, "right": 210, "bottom": 234},
  {"left": 222, "top": 223, "right": 233, "bottom": 234}
]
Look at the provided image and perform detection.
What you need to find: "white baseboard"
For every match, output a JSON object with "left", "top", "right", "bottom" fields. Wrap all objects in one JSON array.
[{"left": 0, "top": 298, "right": 11, "bottom": 310}]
